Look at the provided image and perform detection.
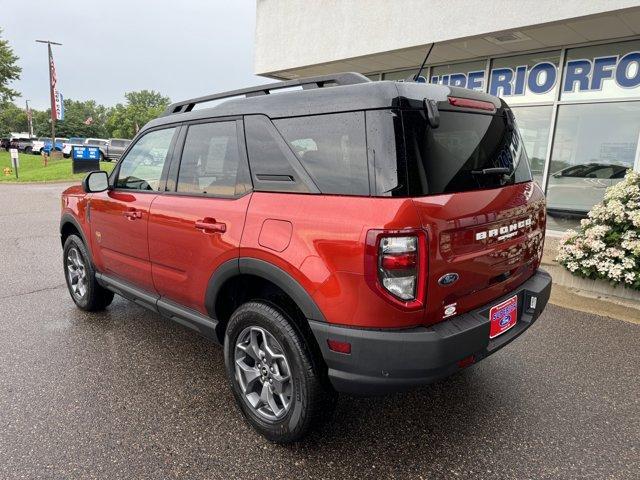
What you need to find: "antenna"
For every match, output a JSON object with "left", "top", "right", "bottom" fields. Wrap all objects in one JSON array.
[{"left": 414, "top": 43, "right": 435, "bottom": 82}]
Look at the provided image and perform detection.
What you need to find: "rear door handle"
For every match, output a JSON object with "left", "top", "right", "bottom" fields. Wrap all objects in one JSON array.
[
  {"left": 195, "top": 218, "right": 226, "bottom": 233},
  {"left": 123, "top": 209, "right": 142, "bottom": 220}
]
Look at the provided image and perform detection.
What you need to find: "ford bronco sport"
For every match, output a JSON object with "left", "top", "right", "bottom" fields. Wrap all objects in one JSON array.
[{"left": 60, "top": 73, "right": 551, "bottom": 443}]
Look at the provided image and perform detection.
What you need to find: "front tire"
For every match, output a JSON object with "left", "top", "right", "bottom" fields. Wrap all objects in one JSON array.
[
  {"left": 63, "top": 234, "right": 114, "bottom": 311},
  {"left": 224, "top": 301, "right": 336, "bottom": 443}
]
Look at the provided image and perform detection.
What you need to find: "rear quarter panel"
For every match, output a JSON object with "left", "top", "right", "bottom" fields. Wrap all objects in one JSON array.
[{"left": 242, "top": 192, "right": 425, "bottom": 328}]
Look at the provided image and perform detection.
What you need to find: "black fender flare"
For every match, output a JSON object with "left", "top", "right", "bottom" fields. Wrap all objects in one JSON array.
[
  {"left": 60, "top": 213, "right": 88, "bottom": 245},
  {"left": 205, "top": 257, "right": 327, "bottom": 323},
  {"left": 60, "top": 213, "right": 93, "bottom": 263}
]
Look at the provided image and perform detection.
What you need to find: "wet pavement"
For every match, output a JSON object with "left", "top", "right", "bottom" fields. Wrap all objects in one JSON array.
[{"left": 0, "top": 182, "right": 638, "bottom": 479}]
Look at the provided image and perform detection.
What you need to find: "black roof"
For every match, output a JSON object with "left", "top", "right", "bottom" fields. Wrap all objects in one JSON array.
[{"left": 144, "top": 72, "right": 504, "bottom": 133}]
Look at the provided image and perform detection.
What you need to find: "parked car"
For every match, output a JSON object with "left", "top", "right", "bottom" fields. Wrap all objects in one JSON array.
[
  {"left": 62, "top": 137, "right": 86, "bottom": 158},
  {"left": 32, "top": 137, "right": 66, "bottom": 154},
  {"left": 547, "top": 163, "right": 629, "bottom": 216},
  {"left": 104, "top": 138, "right": 132, "bottom": 161},
  {"left": 31, "top": 137, "right": 49, "bottom": 154},
  {"left": 64, "top": 138, "right": 113, "bottom": 161},
  {"left": 60, "top": 73, "right": 551, "bottom": 443},
  {"left": 10, "top": 137, "right": 35, "bottom": 153}
]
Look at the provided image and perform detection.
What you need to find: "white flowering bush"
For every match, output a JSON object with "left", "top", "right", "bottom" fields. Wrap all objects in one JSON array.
[{"left": 556, "top": 170, "right": 640, "bottom": 290}]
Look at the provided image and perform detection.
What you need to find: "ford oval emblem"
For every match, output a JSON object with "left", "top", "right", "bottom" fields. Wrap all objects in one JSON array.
[{"left": 438, "top": 273, "right": 459, "bottom": 286}]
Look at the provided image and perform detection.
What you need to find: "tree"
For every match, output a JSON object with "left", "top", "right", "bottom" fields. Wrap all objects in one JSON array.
[
  {"left": 54, "top": 99, "right": 110, "bottom": 138},
  {"left": 0, "top": 28, "right": 21, "bottom": 103},
  {"left": 0, "top": 102, "right": 27, "bottom": 137},
  {"left": 106, "top": 90, "right": 170, "bottom": 138}
]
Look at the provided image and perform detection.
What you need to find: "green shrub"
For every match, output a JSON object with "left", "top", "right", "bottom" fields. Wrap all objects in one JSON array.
[{"left": 556, "top": 170, "right": 640, "bottom": 290}]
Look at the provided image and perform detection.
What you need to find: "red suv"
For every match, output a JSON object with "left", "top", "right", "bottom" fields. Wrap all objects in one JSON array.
[{"left": 60, "top": 73, "right": 551, "bottom": 443}]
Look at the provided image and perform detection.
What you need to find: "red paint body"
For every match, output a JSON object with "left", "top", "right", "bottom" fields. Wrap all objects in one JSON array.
[{"left": 61, "top": 178, "right": 545, "bottom": 329}]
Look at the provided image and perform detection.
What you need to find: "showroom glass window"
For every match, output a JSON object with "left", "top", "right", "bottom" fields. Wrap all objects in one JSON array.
[
  {"left": 546, "top": 102, "right": 640, "bottom": 228},
  {"left": 510, "top": 106, "right": 553, "bottom": 187},
  {"left": 560, "top": 40, "right": 640, "bottom": 102},
  {"left": 430, "top": 59, "right": 488, "bottom": 91},
  {"left": 382, "top": 69, "right": 421, "bottom": 81},
  {"left": 546, "top": 40, "right": 640, "bottom": 230},
  {"left": 490, "top": 51, "right": 561, "bottom": 105},
  {"left": 489, "top": 52, "right": 560, "bottom": 188}
]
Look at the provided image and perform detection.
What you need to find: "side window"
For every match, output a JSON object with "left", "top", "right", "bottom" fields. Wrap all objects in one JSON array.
[
  {"left": 176, "top": 121, "right": 248, "bottom": 196},
  {"left": 366, "top": 109, "right": 406, "bottom": 196},
  {"left": 275, "top": 112, "right": 369, "bottom": 196},
  {"left": 244, "top": 115, "right": 311, "bottom": 193},
  {"left": 116, "top": 127, "right": 176, "bottom": 191}
]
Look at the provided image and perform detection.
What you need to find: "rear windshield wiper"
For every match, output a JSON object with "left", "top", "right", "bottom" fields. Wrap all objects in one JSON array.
[{"left": 470, "top": 167, "right": 512, "bottom": 176}]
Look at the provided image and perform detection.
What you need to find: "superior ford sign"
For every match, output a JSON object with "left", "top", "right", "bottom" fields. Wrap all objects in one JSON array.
[
  {"left": 429, "top": 50, "right": 640, "bottom": 104},
  {"left": 72, "top": 146, "right": 101, "bottom": 161}
]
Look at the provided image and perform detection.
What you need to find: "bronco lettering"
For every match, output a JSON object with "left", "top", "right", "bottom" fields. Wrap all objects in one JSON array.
[{"left": 475, "top": 217, "right": 532, "bottom": 241}]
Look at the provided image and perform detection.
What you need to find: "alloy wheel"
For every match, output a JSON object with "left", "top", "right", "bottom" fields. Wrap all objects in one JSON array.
[
  {"left": 234, "top": 326, "right": 293, "bottom": 421},
  {"left": 66, "top": 247, "right": 88, "bottom": 299}
]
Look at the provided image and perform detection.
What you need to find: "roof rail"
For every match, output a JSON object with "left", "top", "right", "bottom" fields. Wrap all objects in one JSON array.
[{"left": 162, "top": 72, "right": 370, "bottom": 116}]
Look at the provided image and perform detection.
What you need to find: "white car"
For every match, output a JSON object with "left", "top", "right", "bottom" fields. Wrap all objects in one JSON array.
[
  {"left": 31, "top": 137, "right": 49, "bottom": 154},
  {"left": 62, "top": 137, "right": 87, "bottom": 158},
  {"left": 547, "top": 163, "right": 629, "bottom": 215},
  {"left": 31, "top": 137, "right": 68, "bottom": 154},
  {"left": 63, "top": 138, "right": 108, "bottom": 159}
]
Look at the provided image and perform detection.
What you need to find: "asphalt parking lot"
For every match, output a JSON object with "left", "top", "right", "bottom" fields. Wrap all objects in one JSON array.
[{"left": 0, "top": 182, "right": 638, "bottom": 480}]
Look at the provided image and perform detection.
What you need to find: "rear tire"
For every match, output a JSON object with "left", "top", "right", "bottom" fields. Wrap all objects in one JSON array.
[
  {"left": 224, "top": 301, "right": 336, "bottom": 443},
  {"left": 63, "top": 234, "right": 114, "bottom": 311}
]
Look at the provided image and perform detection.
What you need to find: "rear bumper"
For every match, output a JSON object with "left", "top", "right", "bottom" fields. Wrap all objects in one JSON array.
[{"left": 309, "top": 269, "right": 552, "bottom": 395}]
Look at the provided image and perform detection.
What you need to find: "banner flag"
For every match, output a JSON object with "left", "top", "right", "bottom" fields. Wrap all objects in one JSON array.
[{"left": 48, "top": 44, "right": 58, "bottom": 123}]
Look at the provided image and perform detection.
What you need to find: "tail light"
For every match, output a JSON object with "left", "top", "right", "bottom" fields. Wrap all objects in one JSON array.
[{"left": 365, "top": 229, "right": 427, "bottom": 310}]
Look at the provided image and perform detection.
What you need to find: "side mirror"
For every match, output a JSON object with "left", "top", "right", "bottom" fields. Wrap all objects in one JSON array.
[{"left": 82, "top": 170, "right": 109, "bottom": 193}]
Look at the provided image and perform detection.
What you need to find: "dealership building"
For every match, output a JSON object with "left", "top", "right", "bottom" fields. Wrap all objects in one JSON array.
[{"left": 254, "top": 0, "right": 640, "bottom": 231}]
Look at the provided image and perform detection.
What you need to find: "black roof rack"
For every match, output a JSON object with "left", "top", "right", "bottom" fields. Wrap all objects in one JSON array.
[{"left": 162, "top": 72, "right": 370, "bottom": 116}]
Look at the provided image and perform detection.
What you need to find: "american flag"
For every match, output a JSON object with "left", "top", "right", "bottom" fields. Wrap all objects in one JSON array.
[
  {"left": 50, "top": 51, "right": 57, "bottom": 90},
  {"left": 49, "top": 45, "right": 58, "bottom": 121}
]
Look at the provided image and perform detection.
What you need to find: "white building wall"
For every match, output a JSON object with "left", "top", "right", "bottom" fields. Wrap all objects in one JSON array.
[{"left": 254, "top": 0, "right": 640, "bottom": 75}]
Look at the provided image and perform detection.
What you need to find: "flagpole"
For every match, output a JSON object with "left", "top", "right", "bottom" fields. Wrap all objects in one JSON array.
[{"left": 36, "top": 39, "right": 62, "bottom": 165}]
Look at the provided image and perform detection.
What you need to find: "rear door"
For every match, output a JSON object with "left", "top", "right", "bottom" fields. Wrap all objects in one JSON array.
[
  {"left": 400, "top": 107, "right": 546, "bottom": 324},
  {"left": 89, "top": 126, "right": 178, "bottom": 292},
  {"left": 148, "top": 118, "right": 252, "bottom": 314}
]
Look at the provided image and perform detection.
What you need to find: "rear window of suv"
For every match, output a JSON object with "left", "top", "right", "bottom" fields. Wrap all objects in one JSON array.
[{"left": 402, "top": 109, "right": 532, "bottom": 196}]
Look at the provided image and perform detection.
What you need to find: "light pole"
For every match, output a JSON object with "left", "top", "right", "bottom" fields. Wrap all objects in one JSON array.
[
  {"left": 35, "top": 39, "right": 62, "bottom": 163},
  {"left": 25, "top": 99, "right": 33, "bottom": 138}
]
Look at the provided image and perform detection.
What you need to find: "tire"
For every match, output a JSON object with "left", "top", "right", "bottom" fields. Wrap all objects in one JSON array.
[
  {"left": 63, "top": 234, "right": 114, "bottom": 311},
  {"left": 24, "top": 147, "right": 32, "bottom": 154},
  {"left": 224, "top": 301, "right": 336, "bottom": 443}
]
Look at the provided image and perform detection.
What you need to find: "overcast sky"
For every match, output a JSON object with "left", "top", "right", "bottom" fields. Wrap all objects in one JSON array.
[{"left": 3, "top": 0, "right": 267, "bottom": 110}]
